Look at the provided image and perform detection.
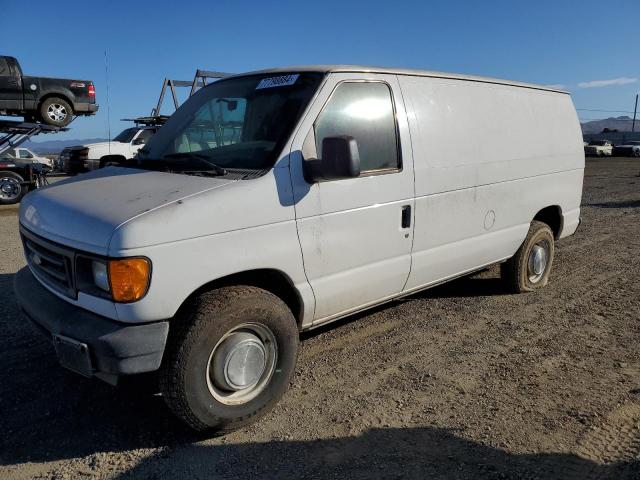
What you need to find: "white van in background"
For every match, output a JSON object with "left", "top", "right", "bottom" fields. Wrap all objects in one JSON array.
[{"left": 14, "top": 65, "right": 584, "bottom": 433}]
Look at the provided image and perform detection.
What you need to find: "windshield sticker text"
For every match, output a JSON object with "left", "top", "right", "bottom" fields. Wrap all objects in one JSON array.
[{"left": 256, "top": 74, "right": 300, "bottom": 90}]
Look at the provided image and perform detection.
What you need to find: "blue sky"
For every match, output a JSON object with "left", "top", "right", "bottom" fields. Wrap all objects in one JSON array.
[{"left": 2, "top": 0, "right": 639, "bottom": 141}]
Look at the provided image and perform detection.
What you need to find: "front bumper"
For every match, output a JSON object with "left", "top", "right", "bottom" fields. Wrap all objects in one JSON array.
[
  {"left": 74, "top": 102, "right": 99, "bottom": 115},
  {"left": 60, "top": 148, "right": 88, "bottom": 174},
  {"left": 14, "top": 267, "right": 168, "bottom": 382}
]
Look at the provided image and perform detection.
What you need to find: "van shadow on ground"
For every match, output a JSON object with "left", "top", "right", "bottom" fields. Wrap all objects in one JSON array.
[
  {"left": 109, "top": 426, "right": 638, "bottom": 480},
  {"left": 586, "top": 200, "right": 640, "bottom": 209}
]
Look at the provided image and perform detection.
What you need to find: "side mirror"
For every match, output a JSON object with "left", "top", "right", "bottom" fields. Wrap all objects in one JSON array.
[
  {"left": 303, "top": 136, "right": 361, "bottom": 183},
  {"left": 132, "top": 137, "right": 146, "bottom": 146}
]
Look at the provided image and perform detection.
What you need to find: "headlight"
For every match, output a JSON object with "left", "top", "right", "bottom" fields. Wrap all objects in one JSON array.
[
  {"left": 79, "top": 256, "right": 151, "bottom": 303},
  {"left": 108, "top": 258, "right": 151, "bottom": 303},
  {"left": 92, "top": 260, "right": 110, "bottom": 291}
]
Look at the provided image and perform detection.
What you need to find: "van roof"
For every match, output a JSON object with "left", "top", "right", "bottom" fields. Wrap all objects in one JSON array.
[{"left": 234, "top": 65, "right": 569, "bottom": 94}]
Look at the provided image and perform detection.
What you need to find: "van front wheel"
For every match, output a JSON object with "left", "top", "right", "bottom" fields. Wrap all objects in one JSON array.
[
  {"left": 160, "top": 286, "right": 299, "bottom": 432},
  {"left": 501, "top": 221, "right": 555, "bottom": 293}
]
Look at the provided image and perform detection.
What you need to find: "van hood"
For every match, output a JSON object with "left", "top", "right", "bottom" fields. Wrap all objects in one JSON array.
[{"left": 19, "top": 167, "right": 236, "bottom": 254}]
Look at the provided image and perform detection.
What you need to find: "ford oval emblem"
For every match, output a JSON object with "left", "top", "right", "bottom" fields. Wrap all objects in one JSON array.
[{"left": 32, "top": 253, "right": 42, "bottom": 266}]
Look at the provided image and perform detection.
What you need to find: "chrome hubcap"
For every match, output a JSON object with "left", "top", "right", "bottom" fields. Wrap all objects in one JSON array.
[
  {"left": 527, "top": 243, "right": 548, "bottom": 283},
  {"left": 47, "top": 104, "right": 67, "bottom": 122},
  {"left": 214, "top": 332, "right": 266, "bottom": 390},
  {"left": 0, "top": 177, "right": 20, "bottom": 200},
  {"left": 206, "top": 323, "right": 277, "bottom": 405}
]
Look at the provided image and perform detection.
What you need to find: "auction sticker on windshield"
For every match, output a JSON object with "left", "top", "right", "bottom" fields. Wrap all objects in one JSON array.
[{"left": 256, "top": 74, "right": 300, "bottom": 89}]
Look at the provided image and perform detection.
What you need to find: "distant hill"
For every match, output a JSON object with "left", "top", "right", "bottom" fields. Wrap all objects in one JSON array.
[
  {"left": 581, "top": 116, "right": 638, "bottom": 134},
  {"left": 24, "top": 137, "right": 107, "bottom": 154}
]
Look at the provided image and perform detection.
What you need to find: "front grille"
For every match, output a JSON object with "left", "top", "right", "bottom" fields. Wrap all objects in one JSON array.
[
  {"left": 21, "top": 227, "right": 76, "bottom": 298},
  {"left": 61, "top": 147, "right": 89, "bottom": 173}
]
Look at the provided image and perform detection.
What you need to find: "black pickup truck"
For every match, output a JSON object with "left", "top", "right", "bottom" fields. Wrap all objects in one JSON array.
[
  {"left": 0, "top": 56, "right": 98, "bottom": 127},
  {"left": 0, "top": 155, "right": 47, "bottom": 205}
]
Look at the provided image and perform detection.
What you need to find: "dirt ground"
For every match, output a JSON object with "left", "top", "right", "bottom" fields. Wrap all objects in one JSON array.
[{"left": 1, "top": 158, "right": 639, "bottom": 479}]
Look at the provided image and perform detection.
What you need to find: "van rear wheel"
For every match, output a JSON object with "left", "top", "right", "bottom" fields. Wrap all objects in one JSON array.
[
  {"left": 501, "top": 220, "right": 555, "bottom": 293},
  {"left": 160, "top": 286, "right": 299, "bottom": 432}
]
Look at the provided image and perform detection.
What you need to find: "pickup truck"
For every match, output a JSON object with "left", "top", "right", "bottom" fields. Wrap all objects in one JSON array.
[
  {"left": 0, "top": 156, "right": 47, "bottom": 204},
  {"left": 584, "top": 139, "right": 613, "bottom": 157},
  {"left": 612, "top": 140, "right": 640, "bottom": 157},
  {"left": 0, "top": 56, "right": 98, "bottom": 127},
  {"left": 60, "top": 125, "right": 158, "bottom": 174},
  {"left": 5, "top": 147, "right": 54, "bottom": 169}
]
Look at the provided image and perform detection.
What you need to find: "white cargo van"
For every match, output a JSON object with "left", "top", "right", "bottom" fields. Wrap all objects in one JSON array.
[{"left": 14, "top": 66, "right": 584, "bottom": 432}]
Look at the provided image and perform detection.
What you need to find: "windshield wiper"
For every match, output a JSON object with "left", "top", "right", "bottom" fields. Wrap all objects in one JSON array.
[
  {"left": 162, "top": 152, "right": 227, "bottom": 175},
  {"left": 172, "top": 170, "right": 228, "bottom": 177}
]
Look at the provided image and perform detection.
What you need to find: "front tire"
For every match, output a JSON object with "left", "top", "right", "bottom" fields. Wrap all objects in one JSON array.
[
  {"left": 160, "top": 286, "right": 299, "bottom": 432},
  {"left": 501, "top": 221, "right": 555, "bottom": 293},
  {"left": 0, "top": 171, "right": 27, "bottom": 205},
  {"left": 39, "top": 97, "right": 73, "bottom": 127}
]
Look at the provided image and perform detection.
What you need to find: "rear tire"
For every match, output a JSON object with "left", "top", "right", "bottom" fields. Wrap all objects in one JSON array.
[
  {"left": 0, "top": 171, "right": 27, "bottom": 205},
  {"left": 501, "top": 221, "right": 555, "bottom": 293},
  {"left": 39, "top": 97, "right": 73, "bottom": 127},
  {"left": 160, "top": 286, "right": 299, "bottom": 433}
]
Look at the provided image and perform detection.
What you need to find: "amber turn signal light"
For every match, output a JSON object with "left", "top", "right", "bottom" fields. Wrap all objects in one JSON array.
[{"left": 108, "top": 258, "right": 151, "bottom": 303}]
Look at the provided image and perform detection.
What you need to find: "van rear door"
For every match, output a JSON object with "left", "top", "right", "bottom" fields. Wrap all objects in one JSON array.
[{"left": 290, "top": 73, "right": 415, "bottom": 323}]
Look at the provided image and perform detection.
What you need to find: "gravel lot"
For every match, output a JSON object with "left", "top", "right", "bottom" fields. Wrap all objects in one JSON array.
[{"left": 1, "top": 158, "right": 639, "bottom": 479}]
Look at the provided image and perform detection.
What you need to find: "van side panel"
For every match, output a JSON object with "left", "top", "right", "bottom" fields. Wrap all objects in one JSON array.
[{"left": 398, "top": 75, "right": 584, "bottom": 291}]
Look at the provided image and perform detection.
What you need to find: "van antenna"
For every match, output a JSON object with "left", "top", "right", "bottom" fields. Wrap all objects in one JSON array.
[{"left": 104, "top": 50, "right": 112, "bottom": 153}]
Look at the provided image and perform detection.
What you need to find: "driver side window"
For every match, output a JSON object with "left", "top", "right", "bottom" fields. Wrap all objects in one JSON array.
[{"left": 314, "top": 82, "right": 400, "bottom": 174}]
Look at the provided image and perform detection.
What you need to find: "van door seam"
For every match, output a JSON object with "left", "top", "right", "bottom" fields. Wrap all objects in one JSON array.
[{"left": 396, "top": 74, "right": 417, "bottom": 292}]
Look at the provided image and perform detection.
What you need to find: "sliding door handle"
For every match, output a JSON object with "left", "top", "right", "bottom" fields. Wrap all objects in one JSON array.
[{"left": 401, "top": 205, "right": 411, "bottom": 229}]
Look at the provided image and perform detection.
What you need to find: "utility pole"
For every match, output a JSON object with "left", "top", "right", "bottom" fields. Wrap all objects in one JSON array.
[{"left": 633, "top": 93, "right": 638, "bottom": 133}]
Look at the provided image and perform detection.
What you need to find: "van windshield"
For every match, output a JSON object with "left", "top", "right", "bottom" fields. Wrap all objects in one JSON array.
[{"left": 138, "top": 72, "right": 324, "bottom": 173}]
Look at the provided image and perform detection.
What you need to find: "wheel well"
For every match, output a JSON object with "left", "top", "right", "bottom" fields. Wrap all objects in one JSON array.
[
  {"left": 99, "top": 155, "right": 127, "bottom": 167},
  {"left": 533, "top": 206, "right": 563, "bottom": 239},
  {"left": 188, "top": 269, "right": 303, "bottom": 327},
  {"left": 38, "top": 93, "right": 73, "bottom": 112}
]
